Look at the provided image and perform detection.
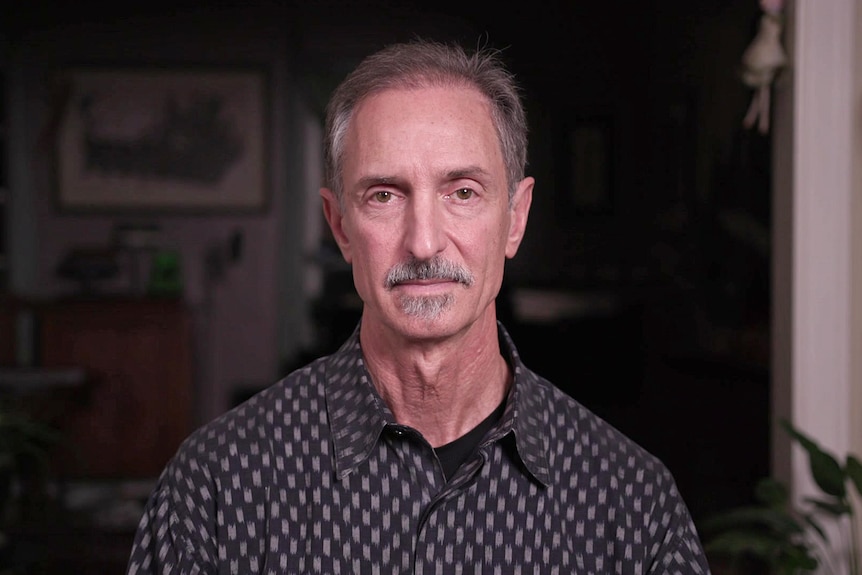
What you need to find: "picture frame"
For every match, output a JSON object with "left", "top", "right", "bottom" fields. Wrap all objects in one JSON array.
[
  {"left": 558, "top": 115, "right": 614, "bottom": 216},
  {"left": 54, "top": 66, "right": 269, "bottom": 212}
]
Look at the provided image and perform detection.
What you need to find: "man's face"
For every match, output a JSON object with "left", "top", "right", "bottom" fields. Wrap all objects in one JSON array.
[{"left": 321, "top": 85, "right": 533, "bottom": 342}]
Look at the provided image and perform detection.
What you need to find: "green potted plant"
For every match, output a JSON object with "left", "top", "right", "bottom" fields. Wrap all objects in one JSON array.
[
  {"left": 701, "top": 420, "right": 862, "bottom": 574},
  {"left": 0, "top": 401, "right": 59, "bottom": 574}
]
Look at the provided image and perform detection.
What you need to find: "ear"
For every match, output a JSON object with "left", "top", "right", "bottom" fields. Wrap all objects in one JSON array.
[
  {"left": 505, "top": 177, "right": 534, "bottom": 259},
  {"left": 320, "top": 187, "right": 353, "bottom": 264}
]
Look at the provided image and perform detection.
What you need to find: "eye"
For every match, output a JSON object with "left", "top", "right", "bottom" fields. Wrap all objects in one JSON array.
[
  {"left": 450, "top": 188, "right": 474, "bottom": 201},
  {"left": 373, "top": 191, "right": 392, "bottom": 203}
]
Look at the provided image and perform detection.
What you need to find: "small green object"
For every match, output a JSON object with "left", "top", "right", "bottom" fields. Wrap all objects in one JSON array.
[{"left": 148, "top": 250, "right": 183, "bottom": 297}]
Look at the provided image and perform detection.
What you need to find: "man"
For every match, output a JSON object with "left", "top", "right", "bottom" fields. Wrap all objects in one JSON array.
[{"left": 127, "top": 40, "right": 711, "bottom": 574}]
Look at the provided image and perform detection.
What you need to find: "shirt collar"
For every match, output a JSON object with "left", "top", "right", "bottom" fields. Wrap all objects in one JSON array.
[
  {"left": 494, "top": 325, "right": 553, "bottom": 485},
  {"left": 324, "top": 322, "right": 553, "bottom": 485}
]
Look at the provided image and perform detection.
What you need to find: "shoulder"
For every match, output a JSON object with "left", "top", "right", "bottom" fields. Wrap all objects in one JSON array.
[
  {"left": 167, "top": 357, "right": 330, "bottom": 475},
  {"left": 527, "top": 372, "right": 674, "bottom": 489},
  {"left": 523, "top": 374, "right": 708, "bottom": 569}
]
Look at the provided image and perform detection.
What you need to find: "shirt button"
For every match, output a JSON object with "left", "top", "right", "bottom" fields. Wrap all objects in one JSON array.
[{"left": 390, "top": 427, "right": 405, "bottom": 437}]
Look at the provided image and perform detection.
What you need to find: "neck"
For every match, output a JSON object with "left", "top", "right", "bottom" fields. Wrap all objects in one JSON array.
[{"left": 360, "top": 313, "right": 511, "bottom": 447}]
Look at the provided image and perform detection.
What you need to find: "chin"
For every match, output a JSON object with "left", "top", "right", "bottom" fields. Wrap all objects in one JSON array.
[
  {"left": 397, "top": 307, "right": 491, "bottom": 345},
  {"left": 398, "top": 294, "right": 454, "bottom": 320},
  {"left": 396, "top": 319, "right": 460, "bottom": 343}
]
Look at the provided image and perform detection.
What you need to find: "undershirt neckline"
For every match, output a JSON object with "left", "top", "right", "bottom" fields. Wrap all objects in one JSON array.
[{"left": 434, "top": 397, "right": 507, "bottom": 481}]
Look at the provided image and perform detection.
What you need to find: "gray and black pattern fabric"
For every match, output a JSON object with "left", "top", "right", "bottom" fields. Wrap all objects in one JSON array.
[{"left": 127, "top": 323, "right": 711, "bottom": 574}]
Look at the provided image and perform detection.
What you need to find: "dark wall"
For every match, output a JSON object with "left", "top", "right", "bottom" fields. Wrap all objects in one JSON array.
[{"left": 4, "top": 0, "right": 772, "bottom": 523}]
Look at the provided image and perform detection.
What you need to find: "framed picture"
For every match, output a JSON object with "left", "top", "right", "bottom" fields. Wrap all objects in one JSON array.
[
  {"left": 558, "top": 115, "right": 614, "bottom": 215},
  {"left": 54, "top": 66, "right": 269, "bottom": 212}
]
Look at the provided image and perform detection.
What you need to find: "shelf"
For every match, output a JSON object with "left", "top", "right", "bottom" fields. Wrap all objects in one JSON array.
[{"left": 0, "top": 367, "right": 88, "bottom": 393}]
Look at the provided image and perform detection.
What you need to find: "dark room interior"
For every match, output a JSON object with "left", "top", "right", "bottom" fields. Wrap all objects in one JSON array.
[{"left": 0, "top": 1, "right": 774, "bottom": 572}]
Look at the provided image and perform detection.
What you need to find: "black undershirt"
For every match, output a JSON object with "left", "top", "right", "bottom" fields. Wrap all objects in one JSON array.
[{"left": 434, "top": 398, "right": 507, "bottom": 481}]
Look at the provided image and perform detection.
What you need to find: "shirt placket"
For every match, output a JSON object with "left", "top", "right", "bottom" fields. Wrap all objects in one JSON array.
[{"left": 413, "top": 439, "right": 495, "bottom": 574}]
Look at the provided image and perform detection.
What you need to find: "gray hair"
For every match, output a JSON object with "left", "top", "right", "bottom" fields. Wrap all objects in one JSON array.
[{"left": 322, "top": 39, "right": 528, "bottom": 206}]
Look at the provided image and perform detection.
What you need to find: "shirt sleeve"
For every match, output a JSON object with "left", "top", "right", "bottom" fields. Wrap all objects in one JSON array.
[{"left": 126, "top": 456, "right": 218, "bottom": 575}]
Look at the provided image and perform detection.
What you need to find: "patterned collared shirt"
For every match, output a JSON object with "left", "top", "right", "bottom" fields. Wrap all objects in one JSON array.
[{"left": 127, "top": 324, "right": 711, "bottom": 574}]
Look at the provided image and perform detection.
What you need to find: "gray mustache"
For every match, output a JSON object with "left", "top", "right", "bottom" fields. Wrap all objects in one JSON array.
[{"left": 385, "top": 257, "right": 474, "bottom": 289}]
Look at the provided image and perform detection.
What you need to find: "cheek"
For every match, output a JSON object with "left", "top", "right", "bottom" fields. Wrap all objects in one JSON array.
[
  {"left": 458, "top": 233, "right": 505, "bottom": 286},
  {"left": 350, "top": 234, "right": 392, "bottom": 288},
  {"left": 474, "top": 220, "right": 509, "bottom": 261}
]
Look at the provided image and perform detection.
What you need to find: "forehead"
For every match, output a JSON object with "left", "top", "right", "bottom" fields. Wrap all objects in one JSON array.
[
  {"left": 355, "top": 83, "right": 493, "bottom": 121},
  {"left": 345, "top": 85, "right": 503, "bottom": 169}
]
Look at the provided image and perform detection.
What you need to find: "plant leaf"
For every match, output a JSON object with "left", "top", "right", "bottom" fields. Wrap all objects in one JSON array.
[
  {"left": 809, "top": 450, "right": 847, "bottom": 498},
  {"left": 781, "top": 420, "right": 819, "bottom": 452},
  {"left": 776, "top": 542, "right": 819, "bottom": 572},
  {"left": 699, "top": 506, "right": 804, "bottom": 538},
  {"left": 704, "top": 529, "right": 790, "bottom": 559},
  {"left": 755, "top": 477, "right": 790, "bottom": 508},
  {"left": 705, "top": 531, "right": 820, "bottom": 574},
  {"left": 845, "top": 455, "right": 862, "bottom": 498},
  {"left": 803, "top": 497, "right": 851, "bottom": 517},
  {"left": 800, "top": 513, "right": 828, "bottom": 542},
  {"left": 781, "top": 420, "right": 847, "bottom": 498}
]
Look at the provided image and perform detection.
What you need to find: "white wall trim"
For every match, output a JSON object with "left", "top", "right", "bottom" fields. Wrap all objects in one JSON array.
[
  {"left": 791, "top": 0, "right": 855, "bottom": 473},
  {"left": 787, "top": 1, "right": 859, "bottom": 569},
  {"left": 851, "top": 0, "right": 862, "bottom": 475}
]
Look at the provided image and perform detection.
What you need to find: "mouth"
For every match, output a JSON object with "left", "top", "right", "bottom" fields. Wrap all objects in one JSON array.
[
  {"left": 396, "top": 277, "right": 454, "bottom": 285},
  {"left": 391, "top": 278, "right": 458, "bottom": 293}
]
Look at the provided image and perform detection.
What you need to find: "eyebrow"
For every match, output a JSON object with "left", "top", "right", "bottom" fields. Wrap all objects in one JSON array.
[
  {"left": 446, "top": 166, "right": 493, "bottom": 182},
  {"left": 355, "top": 175, "right": 399, "bottom": 190}
]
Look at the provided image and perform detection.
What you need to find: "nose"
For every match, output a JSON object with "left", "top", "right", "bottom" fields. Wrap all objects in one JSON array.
[{"left": 402, "top": 194, "right": 447, "bottom": 261}]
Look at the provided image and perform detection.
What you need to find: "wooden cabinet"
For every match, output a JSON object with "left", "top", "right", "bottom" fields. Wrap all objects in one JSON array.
[
  {"left": 0, "top": 294, "right": 20, "bottom": 365},
  {"left": 38, "top": 298, "right": 194, "bottom": 478}
]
